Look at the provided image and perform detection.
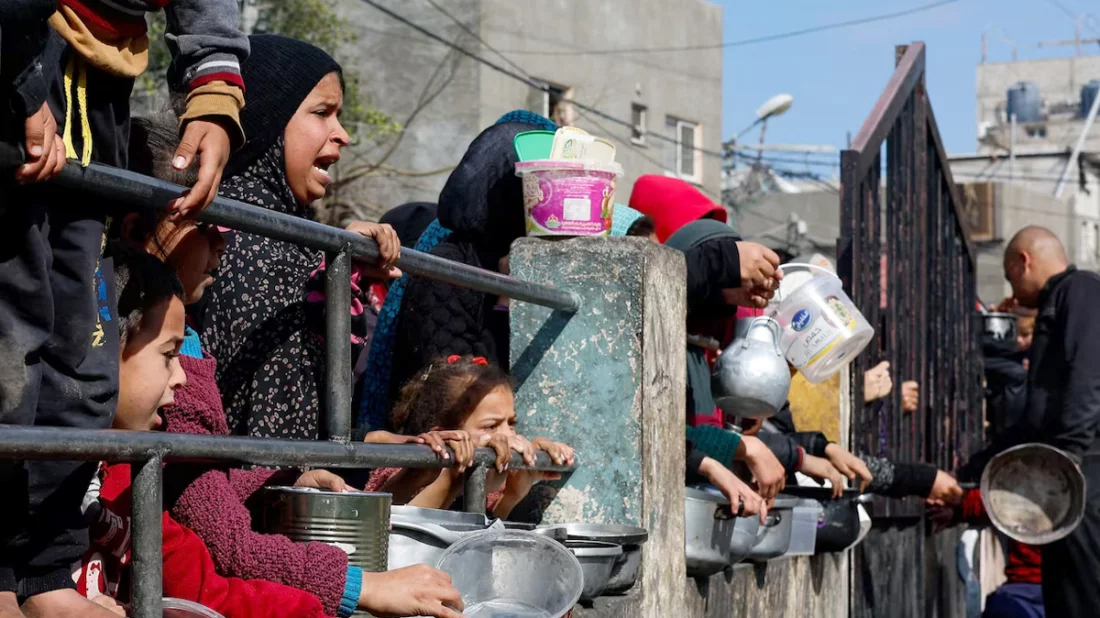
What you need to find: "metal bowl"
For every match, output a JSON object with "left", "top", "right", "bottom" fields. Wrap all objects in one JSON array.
[
  {"left": 604, "top": 544, "right": 642, "bottom": 595},
  {"left": 567, "top": 540, "right": 623, "bottom": 601},
  {"left": 982, "top": 312, "right": 1018, "bottom": 343},
  {"left": 538, "top": 522, "right": 649, "bottom": 546},
  {"left": 981, "top": 442, "right": 1086, "bottom": 545},
  {"left": 391, "top": 505, "right": 488, "bottom": 532}
]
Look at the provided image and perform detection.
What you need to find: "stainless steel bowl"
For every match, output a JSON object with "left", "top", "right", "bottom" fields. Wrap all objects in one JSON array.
[
  {"left": 537, "top": 522, "right": 649, "bottom": 546},
  {"left": 983, "top": 312, "right": 1018, "bottom": 343},
  {"left": 388, "top": 507, "right": 491, "bottom": 570},
  {"left": 604, "top": 544, "right": 642, "bottom": 595},
  {"left": 567, "top": 541, "right": 623, "bottom": 601},
  {"left": 981, "top": 442, "right": 1086, "bottom": 545}
]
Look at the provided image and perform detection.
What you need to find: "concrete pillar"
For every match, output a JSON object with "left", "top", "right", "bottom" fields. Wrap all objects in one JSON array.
[{"left": 509, "top": 237, "right": 687, "bottom": 618}]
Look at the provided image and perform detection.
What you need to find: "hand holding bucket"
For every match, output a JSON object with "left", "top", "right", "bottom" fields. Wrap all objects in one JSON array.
[{"left": 766, "top": 263, "right": 875, "bottom": 383}]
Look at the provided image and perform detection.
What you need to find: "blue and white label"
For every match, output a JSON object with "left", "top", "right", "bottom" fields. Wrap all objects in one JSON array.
[{"left": 791, "top": 309, "right": 812, "bottom": 332}]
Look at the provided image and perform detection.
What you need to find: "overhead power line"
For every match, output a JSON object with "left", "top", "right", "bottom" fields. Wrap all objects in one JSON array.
[
  {"left": 359, "top": 0, "right": 729, "bottom": 159},
  {"left": 494, "top": 0, "right": 961, "bottom": 56}
]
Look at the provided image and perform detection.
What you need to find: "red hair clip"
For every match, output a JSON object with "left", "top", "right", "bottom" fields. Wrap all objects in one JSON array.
[
  {"left": 472, "top": 357, "right": 488, "bottom": 366},
  {"left": 447, "top": 355, "right": 461, "bottom": 364}
]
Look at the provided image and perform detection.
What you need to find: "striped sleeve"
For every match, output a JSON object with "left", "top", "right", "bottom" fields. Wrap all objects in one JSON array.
[{"left": 163, "top": 0, "right": 249, "bottom": 93}]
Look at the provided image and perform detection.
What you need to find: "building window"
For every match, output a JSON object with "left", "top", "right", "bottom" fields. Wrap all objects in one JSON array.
[
  {"left": 528, "top": 79, "right": 575, "bottom": 127},
  {"left": 631, "top": 104, "right": 647, "bottom": 145},
  {"left": 666, "top": 116, "right": 702, "bottom": 183}
]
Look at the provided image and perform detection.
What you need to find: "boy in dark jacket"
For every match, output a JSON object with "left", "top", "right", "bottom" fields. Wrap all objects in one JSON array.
[{"left": 0, "top": 0, "right": 246, "bottom": 611}]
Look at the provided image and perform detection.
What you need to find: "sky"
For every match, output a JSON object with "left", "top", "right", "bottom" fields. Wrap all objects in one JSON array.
[{"left": 715, "top": 0, "right": 1098, "bottom": 172}]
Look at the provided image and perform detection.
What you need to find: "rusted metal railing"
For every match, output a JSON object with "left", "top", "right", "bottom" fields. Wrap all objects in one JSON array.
[{"left": 839, "top": 42, "right": 983, "bottom": 518}]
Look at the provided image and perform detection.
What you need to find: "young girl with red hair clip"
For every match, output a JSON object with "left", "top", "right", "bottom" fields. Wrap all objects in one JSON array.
[{"left": 366, "top": 355, "right": 574, "bottom": 518}]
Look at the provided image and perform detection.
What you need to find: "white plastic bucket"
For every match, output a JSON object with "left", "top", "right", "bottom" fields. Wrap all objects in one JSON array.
[{"left": 767, "top": 263, "right": 874, "bottom": 383}]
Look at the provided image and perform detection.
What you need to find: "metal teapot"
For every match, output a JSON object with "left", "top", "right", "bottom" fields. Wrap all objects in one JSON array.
[{"left": 711, "top": 317, "right": 791, "bottom": 418}]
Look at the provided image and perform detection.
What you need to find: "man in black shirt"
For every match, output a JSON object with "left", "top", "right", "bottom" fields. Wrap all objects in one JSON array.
[{"left": 1002, "top": 226, "right": 1100, "bottom": 617}]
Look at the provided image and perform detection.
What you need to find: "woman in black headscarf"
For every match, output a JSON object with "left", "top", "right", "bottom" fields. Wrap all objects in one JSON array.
[
  {"left": 198, "top": 34, "right": 399, "bottom": 440},
  {"left": 386, "top": 122, "right": 541, "bottom": 406}
]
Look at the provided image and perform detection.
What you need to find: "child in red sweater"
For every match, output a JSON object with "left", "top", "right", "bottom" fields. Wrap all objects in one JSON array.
[{"left": 72, "top": 246, "right": 331, "bottom": 617}]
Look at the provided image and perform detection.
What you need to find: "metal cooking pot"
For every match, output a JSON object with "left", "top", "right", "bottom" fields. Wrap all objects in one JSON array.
[
  {"left": 263, "top": 487, "right": 390, "bottom": 572},
  {"left": 389, "top": 507, "right": 488, "bottom": 571},
  {"left": 728, "top": 515, "right": 761, "bottom": 565},
  {"left": 815, "top": 498, "right": 862, "bottom": 553},
  {"left": 567, "top": 540, "right": 623, "bottom": 601},
  {"left": 712, "top": 317, "right": 792, "bottom": 418},
  {"left": 981, "top": 442, "right": 1086, "bottom": 545},
  {"left": 747, "top": 495, "right": 798, "bottom": 562},
  {"left": 537, "top": 523, "right": 649, "bottom": 595},
  {"left": 982, "top": 312, "right": 1018, "bottom": 343},
  {"left": 685, "top": 487, "right": 736, "bottom": 577},
  {"left": 605, "top": 545, "right": 642, "bottom": 595}
]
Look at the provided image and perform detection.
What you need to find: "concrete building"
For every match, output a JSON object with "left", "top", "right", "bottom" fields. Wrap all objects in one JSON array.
[
  {"left": 326, "top": 0, "right": 723, "bottom": 223},
  {"left": 976, "top": 54, "right": 1100, "bottom": 156}
]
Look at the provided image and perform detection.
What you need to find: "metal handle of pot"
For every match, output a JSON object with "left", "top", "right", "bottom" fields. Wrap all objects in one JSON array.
[
  {"left": 763, "top": 512, "right": 782, "bottom": 528},
  {"left": 390, "top": 520, "right": 464, "bottom": 545}
]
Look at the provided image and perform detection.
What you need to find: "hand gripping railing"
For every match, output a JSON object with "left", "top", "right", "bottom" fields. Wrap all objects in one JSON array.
[{"left": 0, "top": 146, "right": 578, "bottom": 618}]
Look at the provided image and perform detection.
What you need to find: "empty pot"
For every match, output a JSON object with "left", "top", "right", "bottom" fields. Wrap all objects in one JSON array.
[
  {"left": 567, "top": 540, "right": 623, "bottom": 601},
  {"left": 712, "top": 317, "right": 792, "bottom": 418},
  {"left": 747, "top": 495, "right": 798, "bottom": 562},
  {"left": 981, "top": 442, "right": 1086, "bottom": 545},
  {"left": 685, "top": 486, "right": 735, "bottom": 577}
]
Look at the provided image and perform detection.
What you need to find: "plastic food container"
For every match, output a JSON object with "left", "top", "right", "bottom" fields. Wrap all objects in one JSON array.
[
  {"left": 436, "top": 529, "right": 583, "bottom": 618},
  {"left": 163, "top": 598, "right": 225, "bottom": 618},
  {"left": 767, "top": 263, "right": 874, "bottom": 383},
  {"left": 516, "top": 160, "right": 624, "bottom": 237}
]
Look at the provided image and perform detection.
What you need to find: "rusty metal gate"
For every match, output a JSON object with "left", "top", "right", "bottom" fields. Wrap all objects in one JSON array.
[{"left": 839, "top": 42, "right": 982, "bottom": 618}]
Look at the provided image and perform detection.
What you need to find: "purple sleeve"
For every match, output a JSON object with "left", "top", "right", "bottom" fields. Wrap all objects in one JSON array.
[{"left": 169, "top": 467, "right": 350, "bottom": 616}]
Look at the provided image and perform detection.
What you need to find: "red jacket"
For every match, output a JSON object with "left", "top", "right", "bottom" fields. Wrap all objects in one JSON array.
[
  {"left": 74, "top": 462, "right": 333, "bottom": 618},
  {"left": 628, "top": 175, "right": 728, "bottom": 243},
  {"left": 960, "top": 489, "right": 1042, "bottom": 584}
]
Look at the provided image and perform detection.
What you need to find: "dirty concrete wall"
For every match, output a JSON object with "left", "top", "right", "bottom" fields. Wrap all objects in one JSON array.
[{"left": 510, "top": 237, "right": 688, "bottom": 617}]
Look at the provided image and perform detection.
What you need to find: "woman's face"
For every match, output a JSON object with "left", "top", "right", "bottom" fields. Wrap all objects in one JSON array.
[
  {"left": 283, "top": 72, "right": 350, "bottom": 206},
  {"left": 147, "top": 221, "right": 227, "bottom": 305},
  {"left": 460, "top": 386, "right": 518, "bottom": 442}
]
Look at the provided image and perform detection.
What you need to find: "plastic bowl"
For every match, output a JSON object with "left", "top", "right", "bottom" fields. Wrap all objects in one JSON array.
[
  {"left": 516, "top": 160, "right": 624, "bottom": 237},
  {"left": 435, "top": 529, "right": 583, "bottom": 618},
  {"left": 162, "top": 598, "right": 225, "bottom": 618}
]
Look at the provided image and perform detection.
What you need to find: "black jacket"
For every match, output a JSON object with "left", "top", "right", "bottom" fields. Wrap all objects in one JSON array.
[
  {"left": 961, "top": 266, "right": 1100, "bottom": 480},
  {"left": 982, "top": 332, "right": 1027, "bottom": 444},
  {"left": 1023, "top": 266, "right": 1100, "bottom": 458},
  {"left": 1, "top": 0, "right": 55, "bottom": 126},
  {"left": 389, "top": 122, "right": 534, "bottom": 398}
]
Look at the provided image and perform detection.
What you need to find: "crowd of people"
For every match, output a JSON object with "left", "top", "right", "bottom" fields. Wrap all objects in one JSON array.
[{"left": 1, "top": 3, "right": 1098, "bottom": 618}]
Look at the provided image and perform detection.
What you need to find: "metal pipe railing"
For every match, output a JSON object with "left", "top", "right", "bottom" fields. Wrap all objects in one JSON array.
[
  {"left": 0, "top": 426, "right": 573, "bottom": 471},
  {"left": 0, "top": 146, "right": 581, "bottom": 618}
]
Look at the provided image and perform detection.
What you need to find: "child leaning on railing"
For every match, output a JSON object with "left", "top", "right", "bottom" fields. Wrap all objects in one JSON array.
[{"left": 366, "top": 355, "right": 574, "bottom": 519}]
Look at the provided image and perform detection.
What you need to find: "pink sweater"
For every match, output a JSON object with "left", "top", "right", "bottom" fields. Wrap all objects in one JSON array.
[{"left": 162, "top": 353, "right": 349, "bottom": 616}]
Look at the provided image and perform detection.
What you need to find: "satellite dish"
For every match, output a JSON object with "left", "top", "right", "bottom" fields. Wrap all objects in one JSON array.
[{"left": 756, "top": 94, "right": 794, "bottom": 120}]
